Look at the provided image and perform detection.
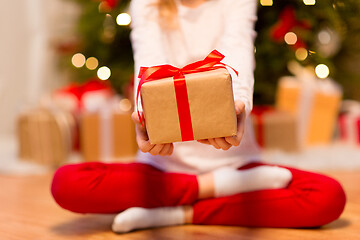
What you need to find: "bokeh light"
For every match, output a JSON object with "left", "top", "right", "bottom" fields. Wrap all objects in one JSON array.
[
  {"left": 318, "top": 30, "right": 331, "bottom": 45},
  {"left": 303, "top": 0, "right": 316, "bottom": 6},
  {"left": 71, "top": 53, "right": 85, "bottom": 68},
  {"left": 85, "top": 57, "right": 99, "bottom": 70},
  {"left": 315, "top": 64, "right": 330, "bottom": 79},
  {"left": 295, "top": 48, "right": 308, "bottom": 61},
  {"left": 116, "top": 13, "right": 131, "bottom": 26},
  {"left": 119, "top": 98, "right": 132, "bottom": 112},
  {"left": 260, "top": 0, "right": 273, "bottom": 6},
  {"left": 284, "top": 32, "right": 297, "bottom": 45},
  {"left": 98, "top": 2, "right": 111, "bottom": 13},
  {"left": 97, "top": 66, "right": 111, "bottom": 80}
]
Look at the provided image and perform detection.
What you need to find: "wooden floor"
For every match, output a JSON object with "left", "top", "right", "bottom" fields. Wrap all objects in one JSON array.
[{"left": 1, "top": 170, "right": 359, "bottom": 240}]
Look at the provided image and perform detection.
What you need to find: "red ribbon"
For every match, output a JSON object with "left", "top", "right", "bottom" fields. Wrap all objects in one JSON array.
[
  {"left": 136, "top": 50, "right": 238, "bottom": 142},
  {"left": 56, "top": 79, "right": 113, "bottom": 110},
  {"left": 251, "top": 106, "right": 275, "bottom": 147}
]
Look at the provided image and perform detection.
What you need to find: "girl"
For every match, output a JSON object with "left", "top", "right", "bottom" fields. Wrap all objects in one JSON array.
[{"left": 51, "top": 0, "right": 346, "bottom": 233}]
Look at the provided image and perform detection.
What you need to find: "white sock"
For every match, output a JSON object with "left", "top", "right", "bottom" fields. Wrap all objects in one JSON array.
[
  {"left": 112, "top": 206, "right": 185, "bottom": 233},
  {"left": 213, "top": 165, "right": 292, "bottom": 198}
]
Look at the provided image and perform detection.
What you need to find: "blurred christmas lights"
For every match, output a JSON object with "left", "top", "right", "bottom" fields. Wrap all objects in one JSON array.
[
  {"left": 119, "top": 98, "right": 132, "bottom": 112},
  {"left": 315, "top": 64, "right": 329, "bottom": 79},
  {"left": 318, "top": 30, "right": 331, "bottom": 45},
  {"left": 98, "top": 2, "right": 111, "bottom": 13},
  {"left": 295, "top": 48, "right": 308, "bottom": 61},
  {"left": 260, "top": 0, "right": 273, "bottom": 6},
  {"left": 72, "top": 53, "right": 86, "bottom": 68},
  {"left": 85, "top": 57, "right": 99, "bottom": 70},
  {"left": 284, "top": 32, "right": 297, "bottom": 45},
  {"left": 116, "top": 13, "right": 131, "bottom": 26},
  {"left": 97, "top": 66, "right": 111, "bottom": 80},
  {"left": 303, "top": 0, "right": 316, "bottom": 6}
]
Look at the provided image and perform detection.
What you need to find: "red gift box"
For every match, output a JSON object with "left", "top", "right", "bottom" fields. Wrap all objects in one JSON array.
[
  {"left": 338, "top": 113, "right": 360, "bottom": 146},
  {"left": 53, "top": 79, "right": 113, "bottom": 113}
]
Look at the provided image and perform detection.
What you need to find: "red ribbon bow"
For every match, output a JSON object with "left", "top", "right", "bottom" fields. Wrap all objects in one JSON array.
[{"left": 136, "top": 50, "right": 238, "bottom": 141}]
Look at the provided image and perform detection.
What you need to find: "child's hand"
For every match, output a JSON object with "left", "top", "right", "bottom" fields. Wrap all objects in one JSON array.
[
  {"left": 132, "top": 112, "right": 174, "bottom": 156},
  {"left": 197, "top": 100, "right": 246, "bottom": 150}
]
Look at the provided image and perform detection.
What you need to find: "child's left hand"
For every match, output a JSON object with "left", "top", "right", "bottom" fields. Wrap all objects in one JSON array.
[{"left": 197, "top": 100, "right": 246, "bottom": 150}]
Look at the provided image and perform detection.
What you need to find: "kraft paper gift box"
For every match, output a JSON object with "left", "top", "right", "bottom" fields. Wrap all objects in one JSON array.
[
  {"left": 251, "top": 106, "right": 301, "bottom": 152},
  {"left": 275, "top": 63, "right": 342, "bottom": 146},
  {"left": 80, "top": 101, "right": 138, "bottom": 162},
  {"left": 17, "top": 108, "right": 76, "bottom": 167},
  {"left": 140, "top": 68, "right": 237, "bottom": 144}
]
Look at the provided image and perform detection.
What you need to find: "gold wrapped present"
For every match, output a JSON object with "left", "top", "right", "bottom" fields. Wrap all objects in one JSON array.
[
  {"left": 80, "top": 104, "right": 137, "bottom": 162},
  {"left": 17, "top": 108, "right": 75, "bottom": 167},
  {"left": 276, "top": 66, "right": 342, "bottom": 146}
]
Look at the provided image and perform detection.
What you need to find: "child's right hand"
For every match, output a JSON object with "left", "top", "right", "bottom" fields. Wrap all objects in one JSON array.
[{"left": 132, "top": 112, "right": 174, "bottom": 156}]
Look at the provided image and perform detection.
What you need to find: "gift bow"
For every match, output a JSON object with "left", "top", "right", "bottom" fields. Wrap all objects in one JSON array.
[{"left": 136, "top": 50, "right": 238, "bottom": 130}]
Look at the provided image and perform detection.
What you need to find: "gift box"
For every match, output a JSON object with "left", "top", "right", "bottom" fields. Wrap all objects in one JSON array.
[
  {"left": 251, "top": 106, "right": 301, "bottom": 152},
  {"left": 80, "top": 98, "right": 137, "bottom": 162},
  {"left": 138, "top": 50, "right": 237, "bottom": 144},
  {"left": 53, "top": 79, "right": 113, "bottom": 113},
  {"left": 275, "top": 62, "right": 342, "bottom": 146},
  {"left": 338, "top": 100, "right": 360, "bottom": 146},
  {"left": 17, "top": 108, "right": 76, "bottom": 167}
]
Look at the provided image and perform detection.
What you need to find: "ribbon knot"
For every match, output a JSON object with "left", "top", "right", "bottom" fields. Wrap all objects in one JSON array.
[{"left": 136, "top": 50, "right": 238, "bottom": 128}]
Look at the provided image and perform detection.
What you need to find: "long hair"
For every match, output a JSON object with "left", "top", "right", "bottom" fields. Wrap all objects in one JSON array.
[{"left": 157, "top": 0, "right": 178, "bottom": 29}]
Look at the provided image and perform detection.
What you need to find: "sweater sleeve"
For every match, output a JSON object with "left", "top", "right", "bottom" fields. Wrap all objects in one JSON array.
[
  {"left": 129, "top": 0, "right": 168, "bottom": 111},
  {"left": 216, "top": 0, "right": 257, "bottom": 117}
]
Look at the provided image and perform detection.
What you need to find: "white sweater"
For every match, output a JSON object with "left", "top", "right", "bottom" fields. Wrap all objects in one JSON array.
[{"left": 130, "top": 0, "right": 261, "bottom": 174}]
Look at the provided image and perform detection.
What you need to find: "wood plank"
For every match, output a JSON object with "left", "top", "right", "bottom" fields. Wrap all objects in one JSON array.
[{"left": 0, "top": 170, "right": 359, "bottom": 240}]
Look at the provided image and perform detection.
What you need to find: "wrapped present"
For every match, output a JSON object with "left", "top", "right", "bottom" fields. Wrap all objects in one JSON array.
[
  {"left": 251, "top": 106, "right": 301, "bottom": 152},
  {"left": 53, "top": 79, "right": 113, "bottom": 113},
  {"left": 80, "top": 97, "right": 137, "bottom": 162},
  {"left": 338, "top": 100, "right": 360, "bottom": 146},
  {"left": 137, "top": 50, "right": 237, "bottom": 144},
  {"left": 17, "top": 108, "right": 76, "bottom": 167},
  {"left": 276, "top": 62, "right": 342, "bottom": 146}
]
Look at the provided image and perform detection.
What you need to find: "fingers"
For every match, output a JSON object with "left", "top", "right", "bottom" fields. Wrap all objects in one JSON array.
[
  {"left": 137, "top": 137, "right": 154, "bottom": 153},
  {"left": 235, "top": 101, "right": 245, "bottom": 115},
  {"left": 225, "top": 136, "right": 240, "bottom": 147},
  {"left": 148, "top": 144, "right": 166, "bottom": 156},
  {"left": 197, "top": 139, "right": 211, "bottom": 145},
  {"left": 208, "top": 138, "right": 220, "bottom": 149},
  {"left": 200, "top": 138, "right": 232, "bottom": 150},
  {"left": 214, "top": 137, "right": 232, "bottom": 150},
  {"left": 159, "top": 143, "right": 174, "bottom": 156},
  {"left": 132, "top": 111, "right": 145, "bottom": 131},
  {"left": 131, "top": 111, "right": 140, "bottom": 124}
]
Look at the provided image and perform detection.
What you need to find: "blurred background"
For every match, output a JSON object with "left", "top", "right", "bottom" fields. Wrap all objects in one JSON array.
[{"left": 1, "top": 0, "right": 360, "bottom": 172}]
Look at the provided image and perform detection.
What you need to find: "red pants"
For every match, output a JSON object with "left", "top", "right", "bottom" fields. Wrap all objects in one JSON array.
[{"left": 51, "top": 162, "right": 346, "bottom": 228}]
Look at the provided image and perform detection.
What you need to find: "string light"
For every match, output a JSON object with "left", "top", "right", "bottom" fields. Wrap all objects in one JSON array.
[
  {"left": 318, "top": 30, "right": 331, "bottom": 44},
  {"left": 116, "top": 13, "right": 131, "bottom": 26},
  {"left": 315, "top": 64, "right": 329, "bottom": 79},
  {"left": 260, "top": 0, "right": 273, "bottom": 6},
  {"left": 284, "top": 32, "right": 297, "bottom": 45},
  {"left": 85, "top": 57, "right": 99, "bottom": 70},
  {"left": 119, "top": 99, "right": 132, "bottom": 112},
  {"left": 303, "top": 0, "right": 316, "bottom": 5},
  {"left": 97, "top": 66, "right": 111, "bottom": 80},
  {"left": 295, "top": 48, "right": 308, "bottom": 61},
  {"left": 98, "top": 2, "right": 111, "bottom": 13},
  {"left": 71, "top": 53, "right": 85, "bottom": 68}
]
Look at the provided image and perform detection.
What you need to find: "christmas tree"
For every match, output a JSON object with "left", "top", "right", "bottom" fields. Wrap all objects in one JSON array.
[{"left": 58, "top": 0, "right": 360, "bottom": 104}]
